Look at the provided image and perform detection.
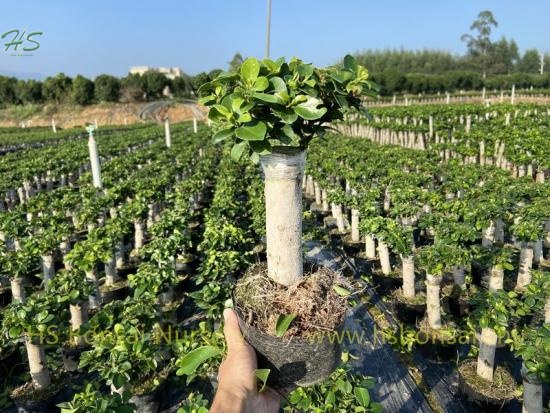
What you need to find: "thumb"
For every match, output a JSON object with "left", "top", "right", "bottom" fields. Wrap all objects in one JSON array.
[{"left": 223, "top": 308, "right": 247, "bottom": 351}]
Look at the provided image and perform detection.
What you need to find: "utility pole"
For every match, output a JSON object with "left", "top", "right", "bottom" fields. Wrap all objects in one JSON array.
[{"left": 266, "top": 0, "right": 272, "bottom": 59}]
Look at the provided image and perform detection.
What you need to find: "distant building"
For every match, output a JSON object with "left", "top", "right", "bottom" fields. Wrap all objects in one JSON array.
[{"left": 129, "top": 66, "right": 183, "bottom": 80}]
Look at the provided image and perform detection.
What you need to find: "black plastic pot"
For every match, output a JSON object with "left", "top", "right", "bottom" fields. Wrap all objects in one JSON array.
[
  {"left": 372, "top": 273, "right": 401, "bottom": 296},
  {"left": 353, "top": 254, "right": 375, "bottom": 275},
  {"left": 342, "top": 236, "right": 362, "bottom": 256},
  {"left": 11, "top": 383, "right": 65, "bottom": 413},
  {"left": 130, "top": 390, "right": 160, "bottom": 413},
  {"left": 457, "top": 363, "right": 514, "bottom": 412},
  {"left": 442, "top": 293, "right": 470, "bottom": 318},
  {"left": 117, "top": 264, "right": 139, "bottom": 280},
  {"left": 175, "top": 255, "right": 198, "bottom": 274},
  {"left": 100, "top": 282, "right": 129, "bottom": 304},
  {"left": 416, "top": 336, "right": 458, "bottom": 363},
  {"left": 393, "top": 299, "right": 426, "bottom": 325},
  {"left": 62, "top": 344, "right": 88, "bottom": 372},
  {"left": 235, "top": 307, "right": 345, "bottom": 391}
]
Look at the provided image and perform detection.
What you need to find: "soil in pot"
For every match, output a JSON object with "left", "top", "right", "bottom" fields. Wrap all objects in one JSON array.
[
  {"left": 341, "top": 235, "right": 363, "bottom": 256},
  {"left": 99, "top": 279, "right": 129, "bottom": 304},
  {"left": 457, "top": 359, "right": 518, "bottom": 412},
  {"left": 372, "top": 270, "right": 401, "bottom": 296},
  {"left": 416, "top": 318, "right": 460, "bottom": 363},
  {"left": 130, "top": 367, "right": 170, "bottom": 413},
  {"left": 10, "top": 376, "right": 68, "bottom": 413},
  {"left": 116, "top": 264, "right": 139, "bottom": 280},
  {"left": 234, "top": 263, "right": 349, "bottom": 391},
  {"left": 391, "top": 289, "right": 426, "bottom": 325}
]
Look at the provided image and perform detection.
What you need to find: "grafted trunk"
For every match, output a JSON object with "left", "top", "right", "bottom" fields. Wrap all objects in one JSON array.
[
  {"left": 25, "top": 339, "right": 51, "bottom": 390},
  {"left": 482, "top": 221, "right": 496, "bottom": 247},
  {"left": 321, "top": 189, "right": 329, "bottom": 211},
  {"left": 378, "top": 241, "right": 391, "bottom": 275},
  {"left": 401, "top": 255, "right": 415, "bottom": 298},
  {"left": 104, "top": 254, "right": 118, "bottom": 286},
  {"left": 426, "top": 273, "right": 442, "bottom": 329},
  {"left": 351, "top": 209, "right": 360, "bottom": 242},
  {"left": 332, "top": 203, "right": 345, "bottom": 233},
  {"left": 489, "top": 266, "right": 504, "bottom": 292},
  {"left": 452, "top": 265, "right": 465, "bottom": 287},
  {"left": 477, "top": 327, "right": 498, "bottom": 382},
  {"left": 365, "top": 234, "right": 376, "bottom": 259},
  {"left": 86, "top": 270, "right": 100, "bottom": 309},
  {"left": 134, "top": 220, "right": 145, "bottom": 250},
  {"left": 42, "top": 254, "right": 55, "bottom": 283},
  {"left": 533, "top": 239, "right": 543, "bottom": 264},
  {"left": 260, "top": 150, "right": 305, "bottom": 287},
  {"left": 70, "top": 302, "right": 89, "bottom": 346},
  {"left": 522, "top": 363, "right": 542, "bottom": 413},
  {"left": 314, "top": 182, "right": 322, "bottom": 205},
  {"left": 10, "top": 277, "right": 25, "bottom": 302},
  {"left": 516, "top": 242, "right": 534, "bottom": 290},
  {"left": 115, "top": 241, "right": 126, "bottom": 269}
]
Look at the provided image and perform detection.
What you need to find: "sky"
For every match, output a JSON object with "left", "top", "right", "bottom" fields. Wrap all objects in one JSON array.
[{"left": 0, "top": 0, "right": 549, "bottom": 79}]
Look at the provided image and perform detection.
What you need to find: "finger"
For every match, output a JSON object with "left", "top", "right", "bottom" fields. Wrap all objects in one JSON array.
[{"left": 223, "top": 308, "right": 246, "bottom": 351}]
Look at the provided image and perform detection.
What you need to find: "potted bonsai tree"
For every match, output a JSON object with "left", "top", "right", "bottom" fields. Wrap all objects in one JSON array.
[{"left": 199, "top": 55, "right": 374, "bottom": 388}]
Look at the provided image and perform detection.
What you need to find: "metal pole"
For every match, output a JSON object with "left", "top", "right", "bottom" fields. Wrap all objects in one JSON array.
[{"left": 266, "top": 0, "right": 272, "bottom": 59}]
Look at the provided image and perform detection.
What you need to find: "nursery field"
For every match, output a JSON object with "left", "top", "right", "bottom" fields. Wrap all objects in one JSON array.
[{"left": 0, "top": 101, "right": 549, "bottom": 412}]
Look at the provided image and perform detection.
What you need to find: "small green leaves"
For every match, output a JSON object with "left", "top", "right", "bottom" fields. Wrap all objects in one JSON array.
[
  {"left": 333, "top": 285, "right": 351, "bottom": 297},
  {"left": 176, "top": 346, "right": 221, "bottom": 376},
  {"left": 241, "top": 58, "right": 260, "bottom": 85},
  {"left": 212, "top": 128, "right": 234, "bottom": 144},
  {"left": 344, "top": 54, "right": 358, "bottom": 72},
  {"left": 253, "top": 76, "right": 269, "bottom": 91},
  {"left": 253, "top": 92, "right": 286, "bottom": 105},
  {"left": 230, "top": 141, "right": 248, "bottom": 162},
  {"left": 255, "top": 369, "right": 271, "bottom": 392},
  {"left": 235, "top": 121, "right": 267, "bottom": 141},
  {"left": 275, "top": 314, "right": 296, "bottom": 337}
]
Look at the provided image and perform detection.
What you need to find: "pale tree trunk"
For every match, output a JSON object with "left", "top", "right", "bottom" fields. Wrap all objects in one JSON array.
[
  {"left": 365, "top": 234, "right": 376, "bottom": 259},
  {"left": 321, "top": 189, "right": 329, "bottom": 212},
  {"left": 260, "top": 150, "right": 305, "bottom": 287},
  {"left": 489, "top": 266, "right": 504, "bottom": 292},
  {"left": 134, "top": 220, "right": 145, "bottom": 250},
  {"left": 516, "top": 242, "right": 534, "bottom": 290},
  {"left": 332, "top": 203, "right": 345, "bottom": 233},
  {"left": 482, "top": 221, "right": 496, "bottom": 247},
  {"left": 86, "top": 270, "right": 100, "bottom": 309},
  {"left": 522, "top": 363, "right": 542, "bottom": 413},
  {"left": 42, "top": 254, "right": 55, "bottom": 283},
  {"left": 306, "top": 175, "right": 315, "bottom": 198},
  {"left": 70, "top": 302, "right": 89, "bottom": 346},
  {"left": 477, "top": 327, "right": 498, "bottom": 382},
  {"left": 25, "top": 339, "right": 51, "bottom": 389},
  {"left": 314, "top": 182, "right": 322, "bottom": 205},
  {"left": 452, "top": 265, "right": 465, "bottom": 287},
  {"left": 10, "top": 277, "right": 25, "bottom": 303},
  {"left": 351, "top": 209, "right": 360, "bottom": 242},
  {"left": 532, "top": 239, "right": 543, "bottom": 264},
  {"left": 60, "top": 239, "right": 71, "bottom": 270},
  {"left": 104, "top": 254, "right": 118, "bottom": 286},
  {"left": 115, "top": 241, "right": 126, "bottom": 269},
  {"left": 426, "top": 273, "right": 442, "bottom": 329},
  {"left": 378, "top": 241, "right": 391, "bottom": 275},
  {"left": 401, "top": 255, "right": 415, "bottom": 298}
]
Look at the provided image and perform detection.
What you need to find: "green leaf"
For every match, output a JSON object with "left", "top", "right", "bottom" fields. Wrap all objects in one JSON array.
[
  {"left": 293, "top": 96, "right": 327, "bottom": 120},
  {"left": 176, "top": 346, "right": 221, "bottom": 376},
  {"left": 230, "top": 141, "right": 248, "bottom": 162},
  {"left": 249, "top": 140, "right": 272, "bottom": 155},
  {"left": 275, "top": 314, "right": 296, "bottom": 337},
  {"left": 241, "top": 58, "right": 260, "bottom": 84},
  {"left": 253, "top": 92, "right": 285, "bottom": 105},
  {"left": 255, "top": 369, "right": 270, "bottom": 393},
  {"left": 269, "top": 77, "right": 287, "bottom": 93},
  {"left": 354, "top": 387, "right": 370, "bottom": 407},
  {"left": 235, "top": 121, "right": 267, "bottom": 141},
  {"left": 212, "top": 128, "right": 234, "bottom": 144},
  {"left": 272, "top": 107, "right": 298, "bottom": 124},
  {"left": 343, "top": 55, "right": 358, "bottom": 72},
  {"left": 333, "top": 285, "right": 351, "bottom": 297},
  {"left": 253, "top": 76, "right": 269, "bottom": 91}
]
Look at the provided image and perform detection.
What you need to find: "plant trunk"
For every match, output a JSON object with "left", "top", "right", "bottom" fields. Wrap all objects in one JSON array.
[
  {"left": 365, "top": 234, "right": 376, "bottom": 259},
  {"left": 25, "top": 339, "right": 51, "bottom": 390},
  {"left": 401, "top": 255, "right": 415, "bottom": 298},
  {"left": 321, "top": 189, "right": 329, "bottom": 211},
  {"left": 489, "top": 266, "right": 504, "bottom": 292},
  {"left": 260, "top": 150, "right": 305, "bottom": 287},
  {"left": 70, "top": 302, "right": 89, "bottom": 346},
  {"left": 134, "top": 220, "right": 145, "bottom": 250},
  {"left": 332, "top": 203, "right": 345, "bottom": 233},
  {"left": 351, "top": 209, "right": 360, "bottom": 242},
  {"left": 378, "top": 241, "right": 391, "bottom": 275},
  {"left": 42, "top": 254, "right": 55, "bottom": 283},
  {"left": 522, "top": 362, "right": 542, "bottom": 413},
  {"left": 482, "top": 221, "right": 496, "bottom": 247},
  {"left": 516, "top": 242, "right": 534, "bottom": 290},
  {"left": 86, "top": 270, "right": 100, "bottom": 309},
  {"left": 426, "top": 273, "right": 442, "bottom": 329},
  {"left": 545, "top": 298, "right": 550, "bottom": 324},
  {"left": 477, "top": 327, "right": 497, "bottom": 382},
  {"left": 105, "top": 255, "right": 118, "bottom": 286},
  {"left": 10, "top": 277, "right": 25, "bottom": 303},
  {"left": 533, "top": 239, "right": 543, "bottom": 264},
  {"left": 116, "top": 241, "right": 125, "bottom": 268},
  {"left": 314, "top": 182, "right": 322, "bottom": 205},
  {"left": 452, "top": 265, "right": 465, "bottom": 287}
]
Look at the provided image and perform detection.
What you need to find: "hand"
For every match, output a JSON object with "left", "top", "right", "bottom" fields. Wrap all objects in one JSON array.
[{"left": 210, "top": 309, "right": 280, "bottom": 413}]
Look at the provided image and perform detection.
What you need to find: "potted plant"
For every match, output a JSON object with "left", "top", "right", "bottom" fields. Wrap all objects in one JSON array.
[
  {"left": 0, "top": 246, "right": 37, "bottom": 303},
  {"left": 458, "top": 290, "right": 525, "bottom": 410},
  {"left": 57, "top": 383, "right": 136, "bottom": 412},
  {"left": 200, "top": 55, "right": 373, "bottom": 388}
]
